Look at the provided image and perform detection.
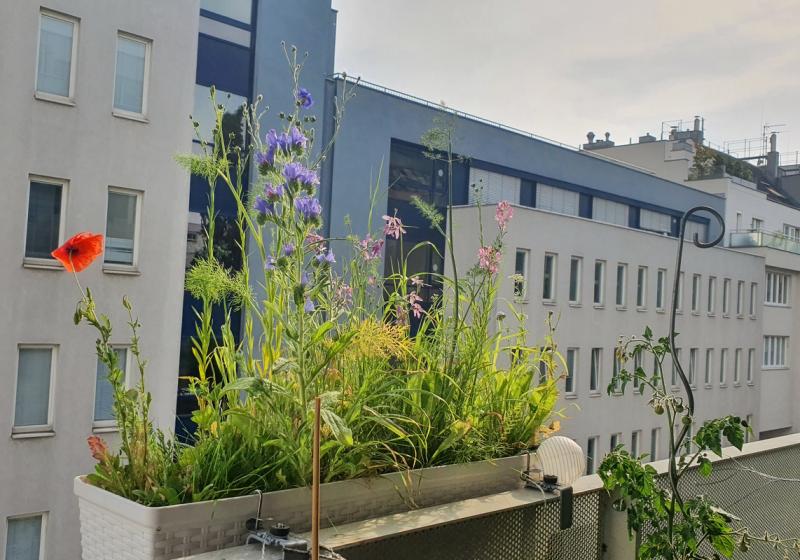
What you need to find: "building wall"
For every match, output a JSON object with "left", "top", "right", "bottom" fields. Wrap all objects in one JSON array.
[
  {"left": 588, "top": 140, "right": 695, "bottom": 184},
  {"left": 0, "top": 1, "right": 197, "bottom": 557},
  {"left": 450, "top": 205, "right": 764, "bottom": 466}
]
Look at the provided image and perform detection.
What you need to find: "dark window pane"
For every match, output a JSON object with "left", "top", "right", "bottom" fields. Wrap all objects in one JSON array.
[{"left": 26, "top": 182, "right": 62, "bottom": 259}]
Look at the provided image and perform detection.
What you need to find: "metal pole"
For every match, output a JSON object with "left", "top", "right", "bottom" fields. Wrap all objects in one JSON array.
[{"left": 312, "top": 396, "right": 321, "bottom": 560}]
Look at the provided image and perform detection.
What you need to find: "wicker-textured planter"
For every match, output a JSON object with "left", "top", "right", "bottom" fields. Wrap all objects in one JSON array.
[{"left": 75, "top": 454, "right": 527, "bottom": 559}]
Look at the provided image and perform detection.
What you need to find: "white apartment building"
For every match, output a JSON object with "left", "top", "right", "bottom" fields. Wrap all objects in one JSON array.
[
  {"left": 588, "top": 128, "right": 800, "bottom": 439},
  {"left": 0, "top": 2, "right": 198, "bottom": 558},
  {"left": 451, "top": 203, "right": 764, "bottom": 473}
]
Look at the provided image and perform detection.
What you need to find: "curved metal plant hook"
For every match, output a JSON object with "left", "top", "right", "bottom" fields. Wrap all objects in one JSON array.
[{"left": 668, "top": 205, "right": 724, "bottom": 482}]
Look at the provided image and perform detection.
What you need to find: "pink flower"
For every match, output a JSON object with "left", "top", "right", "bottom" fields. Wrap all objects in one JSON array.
[
  {"left": 408, "top": 292, "right": 424, "bottom": 318},
  {"left": 382, "top": 213, "right": 407, "bottom": 240},
  {"left": 367, "top": 275, "right": 376, "bottom": 286},
  {"left": 87, "top": 435, "right": 109, "bottom": 462},
  {"left": 305, "top": 232, "right": 326, "bottom": 254},
  {"left": 478, "top": 246, "right": 501, "bottom": 275},
  {"left": 335, "top": 283, "right": 353, "bottom": 306},
  {"left": 495, "top": 201, "right": 513, "bottom": 232},
  {"left": 358, "top": 236, "right": 384, "bottom": 261},
  {"left": 410, "top": 276, "right": 426, "bottom": 289}
]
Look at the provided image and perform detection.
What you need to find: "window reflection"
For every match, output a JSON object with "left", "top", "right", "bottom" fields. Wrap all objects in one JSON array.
[{"left": 192, "top": 84, "right": 247, "bottom": 147}]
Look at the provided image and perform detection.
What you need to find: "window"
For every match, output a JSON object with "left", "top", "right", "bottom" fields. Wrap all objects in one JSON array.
[
  {"left": 749, "top": 283, "right": 757, "bottom": 317},
  {"left": 13, "top": 347, "right": 55, "bottom": 433},
  {"left": 656, "top": 268, "right": 666, "bottom": 311},
  {"left": 631, "top": 430, "right": 641, "bottom": 457},
  {"left": 722, "top": 278, "right": 731, "bottom": 315},
  {"left": 691, "top": 274, "right": 701, "bottom": 313},
  {"left": 747, "top": 349, "right": 755, "bottom": 384},
  {"left": 685, "top": 221, "right": 708, "bottom": 243},
  {"left": 94, "top": 348, "right": 128, "bottom": 425},
  {"left": 633, "top": 352, "right": 642, "bottom": 391},
  {"left": 201, "top": 0, "right": 253, "bottom": 24},
  {"left": 763, "top": 336, "right": 788, "bottom": 368},
  {"left": 650, "top": 428, "right": 660, "bottom": 461},
  {"left": 593, "top": 198, "right": 629, "bottom": 226},
  {"left": 737, "top": 281, "right": 745, "bottom": 316},
  {"left": 765, "top": 271, "right": 790, "bottom": 305},
  {"left": 25, "top": 179, "right": 65, "bottom": 261},
  {"left": 513, "top": 249, "right": 529, "bottom": 299},
  {"left": 192, "top": 84, "right": 248, "bottom": 145},
  {"left": 720, "top": 348, "right": 728, "bottom": 385},
  {"left": 593, "top": 260, "right": 605, "bottom": 306},
  {"left": 783, "top": 224, "right": 800, "bottom": 241},
  {"left": 114, "top": 33, "right": 150, "bottom": 115},
  {"left": 468, "top": 168, "right": 520, "bottom": 205},
  {"left": 689, "top": 348, "right": 698, "bottom": 387},
  {"left": 684, "top": 424, "right": 693, "bottom": 454},
  {"left": 676, "top": 272, "right": 684, "bottom": 313},
  {"left": 5, "top": 514, "right": 45, "bottom": 560},
  {"left": 36, "top": 11, "right": 77, "bottom": 99},
  {"left": 586, "top": 436, "right": 599, "bottom": 474},
  {"left": 536, "top": 184, "right": 579, "bottom": 216},
  {"left": 612, "top": 354, "right": 622, "bottom": 393},
  {"left": 707, "top": 276, "right": 716, "bottom": 314},
  {"left": 616, "top": 263, "right": 627, "bottom": 307},
  {"left": 590, "top": 348, "right": 602, "bottom": 393},
  {"left": 105, "top": 189, "right": 141, "bottom": 266},
  {"left": 639, "top": 209, "right": 672, "bottom": 235},
  {"left": 734, "top": 348, "right": 742, "bottom": 385},
  {"left": 751, "top": 217, "right": 764, "bottom": 231},
  {"left": 565, "top": 348, "right": 577, "bottom": 395},
  {"left": 671, "top": 348, "right": 682, "bottom": 388},
  {"left": 610, "top": 432, "right": 622, "bottom": 451},
  {"left": 704, "top": 349, "right": 713, "bottom": 386},
  {"left": 745, "top": 414, "right": 754, "bottom": 443},
  {"left": 636, "top": 266, "right": 648, "bottom": 308},
  {"left": 569, "top": 257, "right": 582, "bottom": 304},
  {"left": 542, "top": 254, "right": 556, "bottom": 301}
]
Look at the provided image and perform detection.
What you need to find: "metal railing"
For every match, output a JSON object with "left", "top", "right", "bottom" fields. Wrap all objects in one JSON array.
[{"left": 729, "top": 229, "right": 800, "bottom": 255}]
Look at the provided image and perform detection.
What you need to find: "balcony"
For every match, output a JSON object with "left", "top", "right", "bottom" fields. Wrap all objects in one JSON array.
[{"left": 730, "top": 229, "right": 800, "bottom": 255}]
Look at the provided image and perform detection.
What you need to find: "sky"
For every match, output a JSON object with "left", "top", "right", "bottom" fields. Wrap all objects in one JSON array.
[{"left": 331, "top": 0, "right": 800, "bottom": 160}]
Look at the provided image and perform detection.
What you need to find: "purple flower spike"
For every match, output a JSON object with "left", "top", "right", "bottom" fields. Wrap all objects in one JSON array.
[
  {"left": 254, "top": 195, "right": 274, "bottom": 216},
  {"left": 294, "top": 195, "right": 322, "bottom": 222},
  {"left": 316, "top": 250, "right": 335, "bottom": 265},
  {"left": 296, "top": 88, "right": 314, "bottom": 109},
  {"left": 265, "top": 183, "right": 285, "bottom": 202},
  {"left": 283, "top": 243, "right": 295, "bottom": 257},
  {"left": 304, "top": 297, "right": 315, "bottom": 313},
  {"left": 300, "top": 272, "right": 310, "bottom": 287},
  {"left": 265, "top": 256, "right": 277, "bottom": 270}
]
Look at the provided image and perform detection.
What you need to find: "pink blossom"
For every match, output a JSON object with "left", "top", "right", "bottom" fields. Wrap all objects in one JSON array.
[
  {"left": 495, "top": 201, "right": 513, "bottom": 232},
  {"left": 410, "top": 276, "right": 426, "bottom": 289},
  {"left": 367, "top": 275, "right": 376, "bottom": 286},
  {"left": 305, "top": 232, "right": 326, "bottom": 254},
  {"left": 358, "top": 236, "right": 385, "bottom": 261},
  {"left": 382, "top": 213, "right": 407, "bottom": 240},
  {"left": 478, "top": 245, "right": 501, "bottom": 275},
  {"left": 407, "top": 292, "right": 424, "bottom": 319},
  {"left": 335, "top": 283, "right": 353, "bottom": 306}
]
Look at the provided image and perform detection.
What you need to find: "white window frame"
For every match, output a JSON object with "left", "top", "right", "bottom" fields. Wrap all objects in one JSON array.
[
  {"left": 5, "top": 512, "right": 47, "bottom": 560},
  {"left": 707, "top": 276, "right": 716, "bottom": 315},
  {"left": 636, "top": 266, "right": 648, "bottom": 309},
  {"left": 513, "top": 248, "right": 529, "bottom": 301},
  {"left": 104, "top": 187, "right": 143, "bottom": 272},
  {"left": 656, "top": 268, "right": 666, "bottom": 312},
  {"left": 763, "top": 336, "right": 788, "bottom": 369},
  {"left": 35, "top": 9, "right": 79, "bottom": 104},
  {"left": 747, "top": 348, "right": 755, "bottom": 385},
  {"left": 565, "top": 348, "right": 578, "bottom": 397},
  {"left": 586, "top": 436, "right": 599, "bottom": 474},
  {"left": 704, "top": 348, "right": 713, "bottom": 387},
  {"left": 112, "top": 31, "right": 152, "bottom": 120},
  {"left": 11, "top": 345, "right": 57, "bottom": 436},
  {"left": 610, "top": 432, "right": 622, "bottom": 451},
  {"left": 542, "top": 253, "right": 557, "bottom": 302},
  {"left": 670, "top": 348, "right": 682, "bottom": 389},
  {"left": 688, "top": 348, "right": 698, "bottom": 388},
  {"left": 631, "top": 430, "right": 641, "bottom": 457},
  {"left": 569, "top": 256, "right": 582, "bottom": 305},
  {"left": 92, "top": 345, "right": 131, "bottom": 431},
  {"left": 589, "top": 348, "right": 602, "bottom": 395},
  {"left": 722, "top": 278, "right": 731, "bottom": 316},
  {"left": 593, "top": 260, "right": 606, "bottom": 307},
  {"left": 616, "top": 263, "right": 627, "bottom": 309},
  {"left": 676, "top": 271, "right": 684, "bottom": 313},
  {"left": 736, "top": 281, "right": 745, "bottom": 317},
  {"left": 23, "top": 175, "right": 69, "bottom": 269},
  {"left": 650, "top": 428, "right": 660, "bottom": 461},
  {"left": 734, "top": 348, "right": 742, "bottom": 386},
  {"left": 720, "top": 348, "right": 728, "bottom": 386},
  {"left": 691, "top": 273, "right": 701, "bottom": 314},
  {"left": 765, "top": 271, "right": 790, "bottom": 306},
  {"left": 745, "top": 414, "right": 754, "bottom": 443},
  {"left": 749, "top": 282, "right": 757, "bottom": 318}
]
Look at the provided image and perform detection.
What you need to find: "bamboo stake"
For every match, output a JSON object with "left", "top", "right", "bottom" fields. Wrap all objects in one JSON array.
[{"left": 311, "top": 396, "right": 321, "bottom": 560}]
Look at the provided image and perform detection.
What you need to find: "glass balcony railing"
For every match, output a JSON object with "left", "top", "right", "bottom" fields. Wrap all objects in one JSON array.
[{"left": 729, "top": 229, "right": 800, "bottom": 255}]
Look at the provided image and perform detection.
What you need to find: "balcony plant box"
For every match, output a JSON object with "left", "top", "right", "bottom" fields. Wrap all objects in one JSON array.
[{"left": 75, "top": 454, "right": 527, "bottom": 560}]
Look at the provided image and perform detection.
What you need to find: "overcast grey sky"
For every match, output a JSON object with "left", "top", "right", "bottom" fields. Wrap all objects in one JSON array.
[{"left": 332, "top": 0, "right": 800, "bottom": 159}]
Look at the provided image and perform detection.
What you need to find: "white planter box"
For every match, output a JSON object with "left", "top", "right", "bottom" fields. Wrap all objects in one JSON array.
[{"left": 75, "top": 454, "right": 527, "bottom": 560}]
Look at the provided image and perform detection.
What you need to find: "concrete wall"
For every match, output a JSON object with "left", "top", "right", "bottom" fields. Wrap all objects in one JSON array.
[
  {"left": 588, "top": 140, "right": 695, "bottom": 184},
  {"left": 449, "top": 204, "right": 764, "bottom": 463},
  {"left": 0, "top": 1, "right": 197, "bottom": 557}
]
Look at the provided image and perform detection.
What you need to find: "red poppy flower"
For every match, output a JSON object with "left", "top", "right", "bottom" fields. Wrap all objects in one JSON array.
[{"left": 51, "top": 232, "right": 104, "bottom": 272}]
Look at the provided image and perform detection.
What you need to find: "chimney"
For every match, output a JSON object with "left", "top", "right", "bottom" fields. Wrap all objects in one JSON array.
[
  {"left": 583, "top": 130, "right": 615, "bottom": 150},
  {"left": 766, "top": 132, "right": 779, "bottom": 180},
  {"left": 693, "top": 116, "right": 701, "bottom": 132}
]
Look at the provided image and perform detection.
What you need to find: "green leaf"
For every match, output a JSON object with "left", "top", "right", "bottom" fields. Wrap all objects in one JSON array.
[
  {"left": 320, "top": 408, "right": 354, "bottom": 446},
  {"left": 710, "top": 534, "right": 736, "bottom": 558},
  {"left": 698, "top": 457, "right": 713, "bottom": 477}
]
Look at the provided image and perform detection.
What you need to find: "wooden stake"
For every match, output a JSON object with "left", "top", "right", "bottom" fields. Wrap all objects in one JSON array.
[{"left": 311, "top": 396, "right": 321, "bottom": 560}]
